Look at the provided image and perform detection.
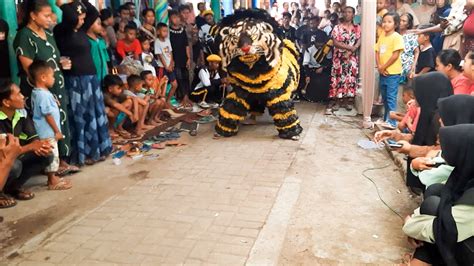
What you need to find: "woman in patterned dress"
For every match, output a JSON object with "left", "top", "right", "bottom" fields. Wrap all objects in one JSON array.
[
  {"left": 14, "top": 0, "right": 79, "bottom": 175},
  {"left": 328, "top": 6, "right": 361, "bottom": 113},
  {"left": 54, "top": 2, "right": 112, "bottom": 166},
  {"left": 400, "top": 13, "right": 419, "bottom": 83}
]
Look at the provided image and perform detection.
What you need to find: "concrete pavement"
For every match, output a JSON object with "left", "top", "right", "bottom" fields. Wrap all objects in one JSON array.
[{"left": 2, "top": 103, "right": 417, "bottom": 265}]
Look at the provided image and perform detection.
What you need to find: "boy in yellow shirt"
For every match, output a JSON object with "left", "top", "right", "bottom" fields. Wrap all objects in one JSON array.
[{"left": 375, "top": 12, "right": 405, "bottom": 129}]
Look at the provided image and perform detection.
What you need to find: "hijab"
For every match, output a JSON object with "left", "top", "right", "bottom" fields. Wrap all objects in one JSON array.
[
  {"left": 81, "top": 0, "right": 99, "bottom": 32},
  {"left": 54, "top": 1, "right": 86, "bottom": 39},
  {"left": 438, "top": 95, "right": 474, "bottom": 126},
  {"left": 435, "top": 124, "right": 474, "bottom": 265},
  {"left": 412, "top": 72, "right": 453, "bottom": 146}
]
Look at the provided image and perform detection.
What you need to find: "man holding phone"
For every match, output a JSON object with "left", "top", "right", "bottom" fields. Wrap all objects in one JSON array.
[{"left": 0, "top": 81, "right": 54, "bottom": 208}]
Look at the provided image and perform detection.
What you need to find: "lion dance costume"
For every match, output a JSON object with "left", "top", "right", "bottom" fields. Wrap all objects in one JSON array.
[{"left": 214, "top": 9, "right": 303, "bottom": 140}]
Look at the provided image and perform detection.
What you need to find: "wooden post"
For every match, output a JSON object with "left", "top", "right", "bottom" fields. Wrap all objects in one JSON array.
[
  {"left": 0, "top": 0, "right": 18, "bottom": 83},
  {"left": 360, "top": 0, "right": 376, "bottom": 128}
]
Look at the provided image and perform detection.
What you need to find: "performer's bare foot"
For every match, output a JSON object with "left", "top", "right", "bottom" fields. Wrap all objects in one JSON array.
[{"left": 241, "top": 115, "right": 257, "bottom": 125}]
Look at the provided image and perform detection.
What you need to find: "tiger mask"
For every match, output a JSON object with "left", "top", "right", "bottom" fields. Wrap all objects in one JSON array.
[{"left": 216, "top": 9, "right": 284, "bottom": 80}]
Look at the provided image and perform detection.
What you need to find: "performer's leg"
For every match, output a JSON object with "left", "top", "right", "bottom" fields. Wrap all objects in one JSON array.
[
  {"left": 266, "top": 87, "right": 303, "bottom": 139},
  {"left": 215, "top": 88, "right": 250, "bottom": 137}
]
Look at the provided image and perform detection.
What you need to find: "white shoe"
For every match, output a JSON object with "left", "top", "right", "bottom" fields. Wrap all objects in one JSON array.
[
  {"left": 208, "top": 103, "right": 219, "bottom": 109},
  {"left": 199, "top": 101, "right": 210, "bottom": 108}
]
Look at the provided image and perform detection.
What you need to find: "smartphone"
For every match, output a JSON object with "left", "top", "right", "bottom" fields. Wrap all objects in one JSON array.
[
  {"left": 426, "top": 160, "right": 445, "bottom": 168},
  {"left": 388, "top": 142, "right": 403, "bottom": 149}
]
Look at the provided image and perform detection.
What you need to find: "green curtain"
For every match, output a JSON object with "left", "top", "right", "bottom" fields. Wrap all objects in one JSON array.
[
  {"left": 211, "top": 0, "right": 221, "bottom": 22},
  {"left": 48, "top": 0, "right": 63, "bottom": 23},
  {"left": 0, "top": 0, "right": 18, "bottom": 83}
]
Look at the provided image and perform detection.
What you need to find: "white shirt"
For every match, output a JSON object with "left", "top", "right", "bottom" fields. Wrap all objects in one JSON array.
[
  {"left": 154, "top": 38, "right": 173, "bottom": 68},
  {"left": 303, "top": 46, "right": 322, "bottom": 69},
  {"left": 195, "top": 68, "right": 221, "bottom": 90}
]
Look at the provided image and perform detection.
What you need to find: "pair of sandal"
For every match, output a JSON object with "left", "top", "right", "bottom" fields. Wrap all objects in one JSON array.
[
  {"left": 0, "top": 190, "right": 35, "bottom": 209},
  {"left": 57, "top": 165, "right": 81, "bottom": 177}
]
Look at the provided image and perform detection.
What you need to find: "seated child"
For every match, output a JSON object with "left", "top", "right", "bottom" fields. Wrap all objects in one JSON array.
[
  {"left": 103, "top": 75, "right": 138, "bottom": 139},
  {"left": 190, "top": 54, "right": 226, "bottom": 109},
  {"left": 140, "top": 70, "right": 168, "bottom": 123},
  {"left": 29, "top": 60, "right": 72, "bottom": 190},
  {"left": 116, "top": 24, "right": 142, "bottom": 61},
  {"left": 389, "top": 85, "right": 419, "bottom": 133},
  {"left": 139, "top": 36, "right": 159, "bottom": 77},
  {"left": 124, "top": 75, "right": 156, "bottom": 131}
]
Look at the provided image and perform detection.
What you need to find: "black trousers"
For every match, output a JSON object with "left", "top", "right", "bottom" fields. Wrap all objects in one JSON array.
[
  {"left": 3, "top": 153, "right": 53, "bottom": 193},
  {"left": 190, "top": 84, "right": 223, "bottom": 104}
]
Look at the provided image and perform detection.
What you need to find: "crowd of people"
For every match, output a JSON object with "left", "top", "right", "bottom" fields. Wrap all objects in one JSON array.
[{"left": 0, "top": 0, "right": 474, "bottom": 264}]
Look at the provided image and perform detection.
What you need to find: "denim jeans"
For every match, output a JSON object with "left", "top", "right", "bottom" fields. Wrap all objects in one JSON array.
[{"left": 379, "top": 74, "right": 401, "bottom": 126}]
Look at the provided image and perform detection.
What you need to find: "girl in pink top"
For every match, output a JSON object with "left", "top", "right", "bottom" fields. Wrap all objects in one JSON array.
[{"left": 435, "top": 49, "right": 472, "bottom": 94}]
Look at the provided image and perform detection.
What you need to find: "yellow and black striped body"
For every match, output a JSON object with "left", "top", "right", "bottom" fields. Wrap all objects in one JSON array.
[{"left": 214, "top": 9, "right": 302, "bottom": 139}]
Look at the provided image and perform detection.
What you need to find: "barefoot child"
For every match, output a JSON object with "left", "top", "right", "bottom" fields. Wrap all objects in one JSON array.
[
  {"left": 29, "top": 60, "right": 72, "bottom": 190},
  {"left": 125, "top": 75, "right": 155, "bottom": 132},
  {"left": 140, "top": 70, "right": 167, "bottom": 122},
  {"left": 103, "top": 74, "right": 137, "bottom": 139},
  {"left": 155, "top": 22, "right": 178, "bottom": 106}
]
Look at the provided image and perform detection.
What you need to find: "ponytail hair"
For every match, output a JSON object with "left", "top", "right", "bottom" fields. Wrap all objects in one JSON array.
[{"left": 19, "top": 0, "right": 51, "bottom": 29}]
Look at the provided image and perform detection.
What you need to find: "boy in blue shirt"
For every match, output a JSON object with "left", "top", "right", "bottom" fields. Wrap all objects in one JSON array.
[{"left": 30, "top": 60, "right": 72, "bottom": 190}]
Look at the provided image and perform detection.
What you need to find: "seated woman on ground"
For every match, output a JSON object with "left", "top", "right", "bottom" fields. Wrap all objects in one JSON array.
[
  {"left": 435, "top": 49, "right": 472, "bottom": 95},
  {"left": 408, "top": 94, "right": 474, "bottom": 189},
  {"left": 402, "top": 124, "right": 474, "bottom": 266},
  {"left": 124, "top": 75, "right": 156, "bottom": 134},
  {"left": 103, "top": 75, "right": 139, "bottom": 139},
  {"left": 389, "top": 85, "right": 419, "bottom": 133},
  {"left": 375, "top": 72, "right": 453, "bottom": 192},
  {"left": 140, "top": 70, "right": 168, "bottom": 124},
  {"left": 375, "top": 72, "right": 453, "bottom": 158}
]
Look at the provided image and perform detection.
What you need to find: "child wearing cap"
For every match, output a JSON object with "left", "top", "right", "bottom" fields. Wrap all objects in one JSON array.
[{"left": 190, "top": 54, "right": 227, "bottom": 108}]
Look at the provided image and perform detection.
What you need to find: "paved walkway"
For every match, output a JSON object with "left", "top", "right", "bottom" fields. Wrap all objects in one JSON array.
[{"left": 3, "top": 103, "right": 417, "bottom": 265}]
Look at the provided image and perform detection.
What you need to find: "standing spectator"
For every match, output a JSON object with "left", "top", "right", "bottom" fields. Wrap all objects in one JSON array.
[
  {"left": 54, "top": 1, "right": 112, "bottom": 166},
  {"left": 415, "top": 0, "right": 467, "bottom": 53},
  {"left": 376, "top": 0, "right": 388, "bottom": 40},
  {"left": 322, "top": 13, "right": 339, "bottom": 36},
  {"left": 124, "top": 2, "right": 140, "bottom": 28},
  {"left": 139, "top": 36, "right": 159, "bottom": 77},
  {"left": 199, "top": 10, "right": 217, "bottom": 57},
  {"left": 155, "top": 23, "right": 178, "bottom": 106},
  {"left": 29, "top": 61, "right": 72, "bottom": 190},
  {"left": 462, "top": 50, "right": 474, "bottom": 94},
  {"left": 319, "top": 10, "right": 332, "bottom": 30},
  {"left": 0, "top": 19, "right": 10, "bottom": 82},
  {"left": 329, "top": 7, "right": 361, "bottom": 112},
  {"left": 331, "top": 2, "right": 342, "bottom": 17},
  {"left": 295, "top": 16, "right": 310, "bottom": 52},
  {"left": 195, "top": 2, "right": 207, "bottom": 29},
  {"left": 412, "top": 0, "right": 437, "bottom": 25},
  {"left": 14, "top": 0, "right": 77, "bottom": 175},
  {"left": 436, "top": 49, "right": 472, "bottom": 94},
  {"left": 84, "top": 1, "right": 109, "bottom": 84},
  {"left": 180, "top": 4, "right": 201, "bottom": 80},
  {"left": 115, "top": 4, "right": 131, "bottom": 27},
  {"left": 139, "top": 8, "right": 157, "bottom": 51},
  {"left": 169, "top": 10, "right": 193, "bottom": 108},
  {"left": 281, "top": 12, "right": 297, "bottom": 42},
  {"left": 375, "top": 12, "right": 405, "bottom": 128},
  {"left": 282, "top": 2, "right": 291, "bottom": 13},
  {"left": 100, "top": 9, "right": 116, "bottom": 48},
  {"left": 396, "top": 0, "right": 420, "bottom": 27},
  {"left": 116, "top": 24, "right": 142, "bottom": 61},
  {"left": 464, "top": 0, "right": 474, "bottom": 55},
  {"left": 414, "top": 25, "right": 436, "bottom": 77},
  {"left": 399, "top": 13, "right": 419, "bottom": 84},
  {"left": 430, "top": 0, "right": 451, "bottom": 54}
]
